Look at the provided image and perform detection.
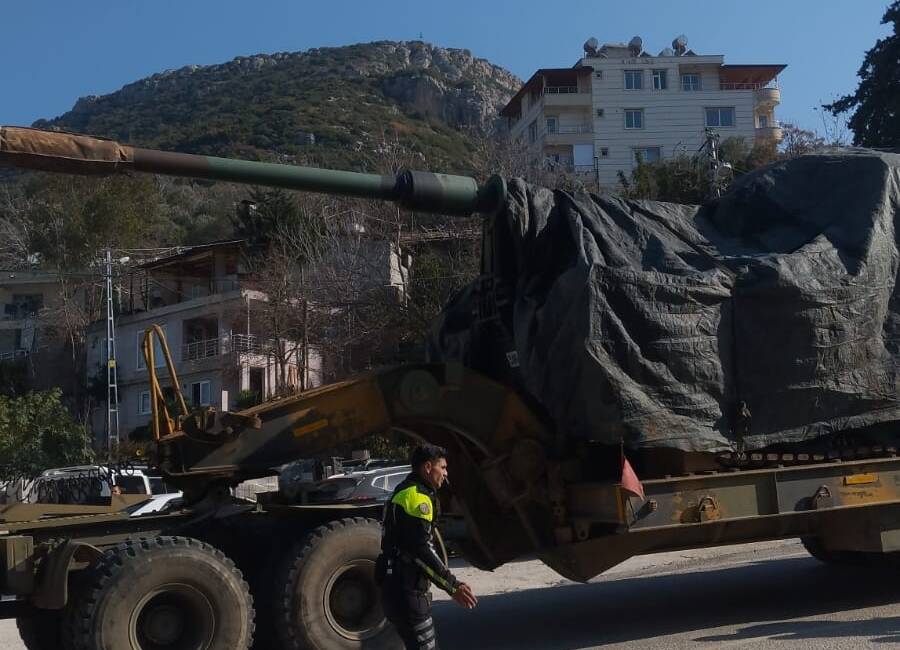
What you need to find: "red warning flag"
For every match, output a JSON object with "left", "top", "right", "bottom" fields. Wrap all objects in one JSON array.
[{"left": 620, "top": 453, "right": 645, "bottom": 500}]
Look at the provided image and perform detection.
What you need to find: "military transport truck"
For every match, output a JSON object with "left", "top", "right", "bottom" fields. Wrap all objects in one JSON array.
[{"left": 2, "top": 126, "right": 900, "bottom": 650}]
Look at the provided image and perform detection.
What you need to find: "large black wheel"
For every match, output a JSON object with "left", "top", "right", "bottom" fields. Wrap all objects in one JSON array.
[
  {"left": 800, "top": 536, "right": 867, "bottom": 565},
  {"left": 66, "top": 536, "right": 254, "bottom": 650},
  {"left": 15, "top": 609, "right": 64, "bottom": 650},
  {"left": 274, "top": 517, "right": 400, "bottom": 650}
]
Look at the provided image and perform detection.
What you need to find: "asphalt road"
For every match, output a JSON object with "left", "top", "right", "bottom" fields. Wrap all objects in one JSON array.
[
  {"left": 431, "top": 540, "right": 900, "bottom": 649},
  {"left": 3, "top": 540, "right": 899, "bottom": 649}
]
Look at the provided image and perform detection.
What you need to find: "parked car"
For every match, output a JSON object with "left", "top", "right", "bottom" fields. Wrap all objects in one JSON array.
[
  {"left": 29, "top": 465, "right": 154, "bottom": 505},
  {"left": 128, "top": 493, "right": 184, "bottom": 517},
  {"left": 334, "top": 457, "right": 404, "bottom": 474},
  {"left": 306, "top": 465, "right": 411, "bottom": 505}
]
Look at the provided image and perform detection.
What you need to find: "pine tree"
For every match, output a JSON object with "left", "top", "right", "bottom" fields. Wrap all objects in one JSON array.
[{"left": 825, "top": 1, "right": 900, "bottom": 147}]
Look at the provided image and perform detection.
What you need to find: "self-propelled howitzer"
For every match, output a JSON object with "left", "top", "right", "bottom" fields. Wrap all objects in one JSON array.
[{"left": 6, "top": 126, "right": 900, "bottom": 650}]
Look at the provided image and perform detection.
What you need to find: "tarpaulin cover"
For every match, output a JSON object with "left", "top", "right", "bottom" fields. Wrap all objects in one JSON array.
[
  {"left": 0, "top": 126, "right": 133, "bottom": 174},
  {"left": 432, "top": 150, "right": 900, "bottom": 452}
]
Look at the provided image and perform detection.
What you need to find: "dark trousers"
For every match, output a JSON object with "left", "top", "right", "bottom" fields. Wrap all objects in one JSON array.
[{"left": 382, "top": 577, "right": 438, "bottom": 650}]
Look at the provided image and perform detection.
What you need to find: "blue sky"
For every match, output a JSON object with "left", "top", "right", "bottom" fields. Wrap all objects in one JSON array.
[{"left": 1, "top": 0, "right": 891, "bottom": 137}]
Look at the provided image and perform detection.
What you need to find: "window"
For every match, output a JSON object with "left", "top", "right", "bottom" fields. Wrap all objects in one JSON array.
[
  {"left": 624, "top": 109, "right": 644, "bottom": 129},
  {"left": 136, "top": 326, "right": 167, "bottom": 370},
  {"left": 594, "top": 71, "right": 603, "bottom": 79},
  {"left": 528, "top": 120, "right": 538, "bottom": 143},
  {"left": 652, "top": 70, "right": 668, "bottom": 90},
  {"left": 139, "top": 391, "right": 151, "bottom": 415},
  {"left": 596, "top": 108, "right": 605, "bottom": 117},
  {"left": 385, "top": 473, "right": 406, "bottom": 491},
  {"left": 372, "top": 476, "right": 387, "bottom": 490},
  {"left": 624, "top": 70, "right": 643, "bottom": 90},
  {"left": 9, "top": 294, "right": 43, "bottom": 319},
  {"left": 634, "top": 147, "right": 662, "bottom": 164},
  {"left": 706, "top": 107, "right": 736, "bottom": 128},
  {"left": 191, "top": 380, "right": 211, "bottom": 406},
  {"left": 681, "top": 73, "right": 701, "bottom": 91},
  {"left": 546, "top": 117, "right": 558, "bottom": 134},
  {"left": 600, "top": 147, "right": 609, "bottom": 157},
  {"left": 758, "top": 114, "right": 769, "bottom": 128}
]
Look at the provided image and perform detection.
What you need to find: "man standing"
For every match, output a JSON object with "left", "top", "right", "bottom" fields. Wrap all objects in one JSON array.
[{"left": 379, "top": 444, "right": 477, "bottom": 650}]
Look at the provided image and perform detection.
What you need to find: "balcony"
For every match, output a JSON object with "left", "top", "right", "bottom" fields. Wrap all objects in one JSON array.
[
  {"left": 542, "top": 86, "right": 592, "bottom": 108},
  {"left": 232, "top": 334, "right": 275, "bottom": 355},
  {"left": 0, "top": 349, "right": 28, "bottom": 362},
  {"left": 718, "top": 82, "right": 781, "bottom": 107},
  {"left": 182, "top": 338, "right": 221, "bottom": 361},
  {"left": 545, "top": 156, "right": 598, "bottom": 176},
  {"left": 181, "top": 334, "right": 280, "bottom": 362},
  {"left": 756, "top": 123, "right": 784, "bottom": 142},
  {"left": 755, "top": 86, "right": 781, "bottom": 106},
  {"left": 543, "top": 124, "right": 593, "bottom": 146}
]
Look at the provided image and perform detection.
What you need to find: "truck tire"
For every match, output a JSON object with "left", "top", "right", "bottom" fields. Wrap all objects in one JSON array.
[
  {"left": 66, "top": 536, "right": 254, "bottom": 650},
  {"left": 15, "top": 610, "right": 63, "bottom": 650},
  {"left": 274, "top": 517, "right": 400, "bottom": 650},
  {"left": 800, "top": 536, "right": 862, "bottom": 565}
]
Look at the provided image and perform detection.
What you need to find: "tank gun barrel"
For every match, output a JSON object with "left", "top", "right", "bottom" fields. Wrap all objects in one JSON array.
[{"left": 0, "top": 126, "right": 506, "bottom": 216}]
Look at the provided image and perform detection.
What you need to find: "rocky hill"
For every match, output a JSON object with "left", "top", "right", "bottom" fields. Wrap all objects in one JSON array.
[{"left": 35, "top": 41, "right": 521, "bottom": 173}]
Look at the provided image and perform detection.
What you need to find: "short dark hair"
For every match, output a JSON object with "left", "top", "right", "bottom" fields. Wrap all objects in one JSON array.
[{"left": 410, "top": 444, "right": 447, "bottom": 471}]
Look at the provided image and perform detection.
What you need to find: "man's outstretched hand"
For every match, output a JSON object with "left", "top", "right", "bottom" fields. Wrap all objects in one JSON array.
[{"left": 452, "top": 583, "right": 478, "bottom": 609}]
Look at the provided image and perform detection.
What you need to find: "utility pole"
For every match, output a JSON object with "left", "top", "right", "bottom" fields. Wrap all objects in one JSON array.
[
  {"left": 703, "top": 129, "right": 732, "bottom": 200},
  {"left": 105, "top": 249, "right": 120, "bottom": 451}
]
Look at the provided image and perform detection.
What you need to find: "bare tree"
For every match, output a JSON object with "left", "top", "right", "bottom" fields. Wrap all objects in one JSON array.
[{"left": 780, "top": 123, "right": 827, "bottom": 159}]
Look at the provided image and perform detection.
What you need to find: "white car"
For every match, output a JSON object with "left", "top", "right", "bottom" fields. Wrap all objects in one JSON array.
[{"left": 129, "top": 492, "right": 184, "bottom": 517}]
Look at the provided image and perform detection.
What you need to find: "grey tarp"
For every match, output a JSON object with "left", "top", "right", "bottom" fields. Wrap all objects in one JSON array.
[{"left": 432, "top": 149, "right": 900, "bottom": 452}]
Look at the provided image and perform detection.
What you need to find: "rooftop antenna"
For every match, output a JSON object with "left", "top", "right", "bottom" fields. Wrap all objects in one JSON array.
[
  {"left": 583, "top": 37, "right": 599, "bottom": 56},
  {"left": 628, "top": 36, "right": 643, "bottom": 57},
  {"left": 673, "top": 35, "right": 688, "bottom": 56}
]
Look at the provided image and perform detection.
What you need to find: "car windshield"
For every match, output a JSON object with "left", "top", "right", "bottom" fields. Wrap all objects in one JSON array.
[
  {"left": 115, "top": 476, "right": 146, "bottom": 494},
  {"left": 148, "top": 477, "right": 176, "bottom": 495}
]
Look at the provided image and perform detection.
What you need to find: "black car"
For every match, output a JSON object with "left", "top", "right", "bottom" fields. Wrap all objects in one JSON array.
[{"left": 307, "top": 465, "right": 411, "bottom": 505}]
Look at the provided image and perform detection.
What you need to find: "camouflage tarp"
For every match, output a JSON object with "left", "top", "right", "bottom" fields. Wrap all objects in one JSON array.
[{"left": 433, "top": 149, "right": 900, "bottom": 452}]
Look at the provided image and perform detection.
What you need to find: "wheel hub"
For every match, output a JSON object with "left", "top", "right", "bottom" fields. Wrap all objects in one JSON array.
[
  {"left": 130, "top": 583, "right": 216, "bottom": 650},
  {"left": 323, "top": 559, "right": 387, "bottom": 641},
  {"left": 143, "top": 605, "right": 183, "bottom": 645}
]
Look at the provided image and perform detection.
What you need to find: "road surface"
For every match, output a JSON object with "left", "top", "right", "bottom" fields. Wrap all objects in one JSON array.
[{"left": 3, "top": 539, "right": 899, "bottom": 649}]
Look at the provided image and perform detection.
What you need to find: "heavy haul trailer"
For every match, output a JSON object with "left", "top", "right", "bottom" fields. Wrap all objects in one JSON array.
[{"left": 3, "top": 126, "right": 900, "bottom": 650}]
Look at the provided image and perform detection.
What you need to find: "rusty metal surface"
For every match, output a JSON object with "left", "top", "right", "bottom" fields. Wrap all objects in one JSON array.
[
  {"left": 0, "top": 495, "right": 149, "bottom": 524},
  {"left": 621, "top": 456, "right": 900, "bottom": 531}
]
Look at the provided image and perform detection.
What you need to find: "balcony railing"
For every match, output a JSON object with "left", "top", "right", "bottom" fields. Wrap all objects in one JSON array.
[
  {"left": 543, "top": 86, "right": 587, "bottom": 95},
  {"left": 0, "top": 349, "right": 28, "bottom": 362},
  {"left": 719, "top": 81, "right": 780, "bottom": 91},
  {"left": 544, "top": 157, "right": 598, "bottom": 174},
  {"left": 232, "top": 333, "right": 275, "bottom": 355},
  {"left": 548, "top": 124, "right": 593, "bottom": 135},
  {"left": 182, "top": 338, "right": 220, "bottom": 361},
  {"left": 181, "top": 334, "right": 281, "bottom": 361}
]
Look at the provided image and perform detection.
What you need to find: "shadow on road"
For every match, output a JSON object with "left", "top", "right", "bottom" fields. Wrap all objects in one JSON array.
[{"left": 433, "top": 556, "right": 900, "bottom": 649}]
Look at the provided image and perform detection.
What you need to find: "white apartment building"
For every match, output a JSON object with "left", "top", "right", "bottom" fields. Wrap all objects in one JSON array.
[{"left": 502, "top": 36, "right": 785, "bottom": 188}]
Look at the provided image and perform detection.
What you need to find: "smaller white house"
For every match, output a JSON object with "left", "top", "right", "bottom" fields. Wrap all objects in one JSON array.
[{"left": 86, "top": 241, "right": 321, "bottom": 442}]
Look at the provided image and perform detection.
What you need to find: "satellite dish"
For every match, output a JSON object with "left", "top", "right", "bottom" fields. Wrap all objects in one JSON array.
[
  {"left": 628, "top": 36, "right": 643, "bottom": 57},
  {"left": 583, "top": 37, "right": 599, "bottom": 56},
  {"left": 672, "top": 35, "right": 688, "bottom": 56}
]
